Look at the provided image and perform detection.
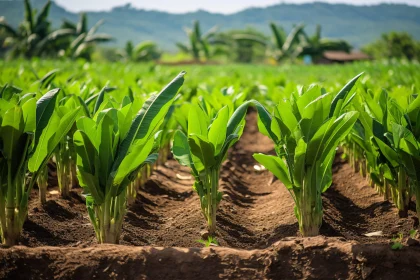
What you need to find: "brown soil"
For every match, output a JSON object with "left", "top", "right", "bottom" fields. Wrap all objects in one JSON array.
[{"left": 2, "top": 111, "right": 420, "bottom": 279}]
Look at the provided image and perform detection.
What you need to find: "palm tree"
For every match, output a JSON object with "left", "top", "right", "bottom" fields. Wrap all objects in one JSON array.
[
  {"left": 176, "top": 20, "right": 219, "bottom": 61},
  {"left": 60, "top": 13, "right": 113, "bottom": 60},
  {"left": 296, "top": 25, "right": 352, "bottom": 60},
  {"left": 0, "top": 0, "right": 74, "bottom": 58}
]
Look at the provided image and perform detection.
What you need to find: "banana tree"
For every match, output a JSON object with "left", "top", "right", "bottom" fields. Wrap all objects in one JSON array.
[
  {"left": 0, "top": 89, "right": 80, "bottom": 246},
  {"left": 0, "top": 0, "right": 74, "bottom": 58},
  {"left": 172, "top": 100, "right": 270, "bottom": 236},
  {"left": 269, "top": 22, "right": 305, "bottom": 62},
  {"left": 254, "top": 74, "right": 361, "bottom": 236},
  {"left": 176, "top": 20, "right": 219, "bottom": 61},
  {"left": 60, "top": 13, "right": 113, "bottom": 59},
  {"left": 213, "top": 29, "right": 268, "bottom": 63},
  {"left": 296, "top": 25, "right": 352, "bottom": 60},
  {"left": 73, "top": 71, "right": 185, "bottom": 244},
  {"left": 120, "top": 40, "right": 162, "bottom": 62}
]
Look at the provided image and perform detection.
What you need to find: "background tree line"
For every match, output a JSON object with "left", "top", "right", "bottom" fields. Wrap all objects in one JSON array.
[{"left": 1, "top": 0, "right": 419, "bottom": 63}]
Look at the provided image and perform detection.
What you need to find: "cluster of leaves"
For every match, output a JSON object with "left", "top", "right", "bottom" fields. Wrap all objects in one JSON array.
[
  {"left": 254, "top": 74, "right": 361, "bottom": 236},
  {"left": 0, "top": 0, "right": 354, "bottom": 64},
  {"left": 0, "top": 0, "right": 112, "bottom": 60},
  {"left": 345, "top": 78, "right": 420, "bottom": 218},
  {"left": 363, "top": 32, "right": 420, "bottom": 61},
  {"left": 0, "top": 59, "right": 419, "bottom": 246}
]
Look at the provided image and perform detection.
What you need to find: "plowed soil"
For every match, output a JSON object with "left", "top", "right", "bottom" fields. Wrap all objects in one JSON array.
[{"left": 2, "top": 111, "right": 420, "bottom": 280}]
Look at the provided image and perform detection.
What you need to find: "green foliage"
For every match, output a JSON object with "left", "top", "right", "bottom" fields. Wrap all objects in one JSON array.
[
  {"left": 297, "top": 24, "right": 352, "bottom": 60},
  {"left": 0, "top": 1, "right": 112, "bottom": 60},
  {"left": 215, "top": 28, "right": 269, "bottom": 63},
  {"left": 73, "top": 71, "right": 185, "bottom": 243},
  {"left": 197, "top": 236, "right": 219, "bottom": 247},
  {"left": 172, "top": 98, "right": 269, "bottom": 235},
  {"left": 1, "top": 59, "right": 419, "bottom": 243},
  {"left": 391, "top": 233, "right": 404, "bottom": 250},
  {"left": 269, "top": 22, "right": 305, "bottom": 61},
  {"left": 59, "top": 13, "right": 113, "bottom": 60},
  {"left": 120, "top": 40, "right": 162, "bottom": 62},
  {"left": 0, "top": 88, "right": 79, "bottom": 245},
  {"left": 254, "top": 74, "right": 361, "bottom": 236},
  {"left": 363, "top": 31, "right": 420, "bottom": 60},
  {"left": 3, "top": 1, "right": 419, "bottom": 51},
  {"left": 176, "top": 20, "right": 221, "bottom": 61},
  {"left": 0, "top": 0, "right": 73, "bottom": 58}
]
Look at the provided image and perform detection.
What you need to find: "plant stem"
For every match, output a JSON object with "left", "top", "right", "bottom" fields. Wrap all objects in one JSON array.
[
  {"left": 37, "top": 166, "right": 48, "bottom": 204},
  {"left": 414, "top": 181, "right": 420, "bottom": 221},
  {"left": 93, "top": 191, "right": 126, "bottom": 244},
  {"left": 205, "top": 168, "right": 220, "bottom": 236},
  {"left": 397, "top": 167, "right": 409, "bottom": 218},
  {"left": 297, "top": 169, "right": 322, "bottom": 237}
]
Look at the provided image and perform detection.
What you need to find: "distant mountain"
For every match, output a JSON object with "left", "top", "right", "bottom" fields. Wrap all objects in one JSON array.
[{"left": 1, "top": 1, "right": 420, "bottom": 51}]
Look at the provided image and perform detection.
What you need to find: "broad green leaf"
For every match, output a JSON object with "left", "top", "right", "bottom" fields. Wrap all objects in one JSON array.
[
  {"left": 76, "top": 116, "right": 99, "bottom": 150},
  {"left": 34, "top": 88, "right": 59, "bottom": 148},
  {"left": 188, "top": 104, "right": 209, "bottom": 138},
  {"left": 112, "top": 71, "right": 185, "bottom": 175},
  {"left": 253, "top": 153, "right": 293, "bottom": 189},
  {"left": 78, "top": 169, "right": 104, "bottom": 205},
  {"left": 293, "top": 139, "right": 307, "bottom": 187},
  {"left": 319, "top": 151, "right": 335, "bottom": 192},
  {"left": 1, "top": 106, "right": 24, "bottom": 160},
  {"left": 114, "top": 133, "right": 155, "bottom": 186},
  {"left": 188, "top": 134, "right": 216, "bottom": 171},
  {"left": 329, "top": 72, "right": 363, "bottom": 117},
  {"left": 208, "top": 106, "right": 229, "bottom": 155},
  {"left": 373, "top": 137, "right": 399, "bottom": 168},
  {"left": 28, "top": 108, "right": 80, "bottom": 173},
  {"left": 306, "top": 111, "right": 358, "bottom": 165},
  {"left": 97, "top": 109, "right": 119, "bottom": 188},
  {"left": 217, "top": 133, "right": 239, "bottom": 162},
  {"left": 319, "top": 111, "right": 359, "bottom": 162},
  {"left": 22, "top": 98, "right": 36, "bottom": 133},
  {"left": 172, "top": 130, "right": 194, "bottom": 168},
  {"left": 28, "top": 114, "right": 60, "bottom": 172}
]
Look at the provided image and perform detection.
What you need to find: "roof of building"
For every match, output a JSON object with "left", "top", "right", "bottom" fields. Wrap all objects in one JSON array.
[{"left": 323, "top": 51, "right": 371, "bottom": 61}]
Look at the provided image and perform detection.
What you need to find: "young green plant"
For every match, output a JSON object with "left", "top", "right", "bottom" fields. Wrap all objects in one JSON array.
[
  {"left": 172, "top": 100, "right": 269, "bottom": 236},
  {"left": 254, "top": 74, "right": 361, "bottom": 236},
  {"left": 73, "top": 71, "right": 185, "bottom": 244},
  {"left": 0, "top": 89, "right": 80, "bottom": 246}
]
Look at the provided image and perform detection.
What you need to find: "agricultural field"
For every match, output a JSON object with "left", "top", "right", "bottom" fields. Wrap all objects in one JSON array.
[{"left": 0, "top": 59, "right": 419, "bottom": 279}]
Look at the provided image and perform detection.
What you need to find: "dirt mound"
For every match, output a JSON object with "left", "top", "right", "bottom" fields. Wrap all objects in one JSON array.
[{"left": 2, "top": 237, "right": 420, "bottom": 279}]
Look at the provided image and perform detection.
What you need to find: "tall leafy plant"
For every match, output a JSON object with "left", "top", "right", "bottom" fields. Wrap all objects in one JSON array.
[
  {"left": 269, "top": 22, "right": 305, "bottom": 62},
  {"left": 73, "top": 71, "right": 185, "bottom": 244},
  {"left": 0, "top": 0, "right": 74, "bottom": 58},
  {"left": 0, "top": 89, "right": 80, "bottom": 245},
  {"left": 172, "top": 100, "right": 270, "bottom": 236},
  {"left": 254, "top": 74, "right": 361, "bottom": 236},
  {"left": 357, "top": 89, "right": 420, "bottom": 217},
  {"left": 176, "top": 20, "right": 218, "bottom": 61}
]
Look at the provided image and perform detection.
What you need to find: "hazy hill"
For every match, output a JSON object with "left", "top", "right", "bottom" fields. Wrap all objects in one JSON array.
[{"left": 1, "top": 1, "right": 420, "bottom": 51}]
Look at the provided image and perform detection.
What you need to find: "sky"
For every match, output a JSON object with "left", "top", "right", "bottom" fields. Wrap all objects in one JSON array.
[{"left": 54, "top": 0, "right": 420, "bottom": 13}]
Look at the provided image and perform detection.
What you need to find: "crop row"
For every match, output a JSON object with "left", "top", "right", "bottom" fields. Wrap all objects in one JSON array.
[{"left": 0, "top": 61, "right": 419, "bottom": 246}]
